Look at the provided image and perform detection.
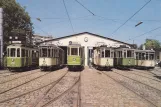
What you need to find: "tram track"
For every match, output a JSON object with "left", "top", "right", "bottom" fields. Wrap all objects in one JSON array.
[
  {"left": 0, "top": 71, "right": 51, "bottom": 95},
  {"left": 0, "top": 72, "right": 20, "bottom": 78},
  {"left": 0, "top": 70, "right": 40, "bottom": 84},
  {"left": 113, "top": 70, "right": 161, "bottom": 92},
  {"left": 32, "top": 71, "right": 81, "bottom": 107},
  {"left": 131, "top": 69, "right": 156, "bottom": 76},
  {"left": 120, "top": 69, "right": 161, "bottom": 83},
  {"left": 0, "top": 71, "right": 12, "bottom": 74},
  {"left": 101, "top": 71, "right": 158, "bottom": 107},
  {"left": 0, "top": 69, "right": 68, "bottom": 104}
]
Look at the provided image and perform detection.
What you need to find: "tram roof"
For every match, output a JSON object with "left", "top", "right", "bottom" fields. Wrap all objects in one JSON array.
[
  {"left": 39, "top": 44, "right": 63, "bottom": 50},
  {"left": 114, "top": 47, "right": 135, "bottom": 51},
  {"left": 135, "top": 49, "right": 155, "bottom": 52},
  {"left": 7, "top": 43, "right": 37, "bottom": 48},
  {"left": 98, "top": 46, "right": 114, "bottom": 49}
]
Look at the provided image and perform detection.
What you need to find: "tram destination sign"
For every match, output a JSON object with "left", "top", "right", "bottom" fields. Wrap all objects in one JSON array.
[{"left": 12, "top": 41, "right": 21, "bottom": 43}]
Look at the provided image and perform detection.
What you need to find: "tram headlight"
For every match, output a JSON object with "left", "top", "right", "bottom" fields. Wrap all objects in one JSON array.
[
  {"left": 73, "top": 58, "right": 76, "bottom": 61},
  {"left": 11, "top": 58, "right": 14, "bottom": 62},
  {"left": 128, "top": 60, "right": 131, "bottom": 64}
]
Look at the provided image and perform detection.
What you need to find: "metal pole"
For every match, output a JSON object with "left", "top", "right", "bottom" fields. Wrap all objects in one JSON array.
[{"left": 0, "top": 8, "right": 3, "bottom": 68}]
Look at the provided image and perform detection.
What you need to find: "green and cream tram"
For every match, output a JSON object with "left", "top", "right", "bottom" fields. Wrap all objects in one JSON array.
[
  {"left": 39, "top": 44, "right": 64, "bottom": 71},
  {"left": 93, "top": 45, "right": 114, "bottom": 70},
  {"left": 67, "top": 42, "right": 84, "bottom": 70},
  {"left": 114, "top": 47, "right": 135, "bottom": 69},
  {"left": 135, "top": 50, "right": 155, "bottom": 69},
  {"left": 6, "top": 44, "right": 39, "bottom": 71}
]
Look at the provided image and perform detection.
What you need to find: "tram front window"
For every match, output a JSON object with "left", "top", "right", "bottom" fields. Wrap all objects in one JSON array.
[
  {"left": 42, "top": 48, "right": 47, "bottom": 57},
  {"left": 149, "top": 54, "right": 154, "bottom": 60},
  {"left": 71, "top": 48, "right": 78, "bottom": 55},
  {"left": 101, "top": 50, "right": 105, "bottom": 58},
  {"left": 127, "top": 50, "right": 132, "bottom": 58},
  {"left": 105, "top": 50, "right": 110, "bottom": 57},
  {"left": 17, "top": 48, "right": 20, "bottom": 57},
  {"left": 10, "top": 48, "right": 16, "bottom": 57},
  {"left": 21, "top": 49, "right": 25, "bottom": 57}
]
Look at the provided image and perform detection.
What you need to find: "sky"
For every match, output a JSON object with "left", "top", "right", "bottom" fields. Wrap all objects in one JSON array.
[{"left": 16, "top": 0, "right": 161, "bottom": 46}]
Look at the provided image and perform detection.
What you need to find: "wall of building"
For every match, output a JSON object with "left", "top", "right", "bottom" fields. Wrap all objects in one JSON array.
[{"left": 45, "top": 33, "right": 131, "bottom": 66}]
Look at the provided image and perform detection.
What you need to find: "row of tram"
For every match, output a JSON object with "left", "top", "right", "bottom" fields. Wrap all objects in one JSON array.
[
  {"left": 5, "top": 41, "right": 83, "bottom": 71},
  {"left": 5, "top": 42, "right": 155, "bottom": 71},
  {"left": 6, "top": 43, "right": 65, "bottom": 71},
  {"left": 92, "top": 45, "right": 155, "bottom": 70}
]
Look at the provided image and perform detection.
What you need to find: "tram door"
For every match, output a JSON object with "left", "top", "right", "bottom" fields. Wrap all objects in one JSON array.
[{"left": 88, "top": 47, "right": 93, "bottom": 67}]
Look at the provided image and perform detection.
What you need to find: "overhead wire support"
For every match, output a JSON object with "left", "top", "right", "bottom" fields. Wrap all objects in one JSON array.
[
  {"left": 62, "top": 0, "right": 75, "bottom": 33},
  {"left": 111, "top": 0, "right": 152, "bottom": 35},
  {"left": 75, "top": 0, "right": 95, "bottom": 16}
]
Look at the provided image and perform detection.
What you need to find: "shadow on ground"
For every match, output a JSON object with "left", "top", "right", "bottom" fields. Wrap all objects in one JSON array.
[{"left": 154, "top": 76, "right": 161, "bottom": 80}]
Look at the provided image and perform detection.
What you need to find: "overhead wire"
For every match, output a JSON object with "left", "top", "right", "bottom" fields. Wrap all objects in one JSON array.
[
  {"left": 34, "top": 24, "right": 50, "bottom": 36},
  {"left": 127, "top": 26, "right": 161, "bottom": 41},
  {"left": 62, "top": 0, "right": 75, "bottom": 33},
  {"left": 31, "top": 16, "right": 161, "bottom": 23},
  {"left": 111, "top": 0, "right": 152, "bottom": 35},
  {"left": 75, "top": 0, "right": 95, "bottom": 16}
]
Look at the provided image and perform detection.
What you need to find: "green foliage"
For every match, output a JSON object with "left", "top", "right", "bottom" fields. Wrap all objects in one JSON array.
[
  {"left": 144, "top": 39, "right": 161, "bottom": 49},
  {"left": 0, "top": 0, "right": 33, "bottom": 47}
]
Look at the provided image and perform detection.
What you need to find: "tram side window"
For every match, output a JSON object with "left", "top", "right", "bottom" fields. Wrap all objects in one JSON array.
[
  {"left": 32, "top": 50, "right": 36, "bottom": 58},
  {"left": 17, "top": 48, "right": 20, "bottom": 57},
  {"left": 26, "top": 50, "right": 28, "bottom": 57},
  {"left": 124, "top": 51, "right": 126, "bottom": 58},
  {"left": 55, "top": 49, "right": 58, "bottom": 57},
  {"left": 142, "top": 53, "right": 145, "bottom": 60},
  {"left": 42, "top": 48, "right": 47, "bottom": 57},
  {"left": 111, "top": 51, "right": 114, "bottom": 58},
  {"left": 79, "top": 48, "right": 81, "bottom": 56},
  {"left": 28, "top": 50, "right": 30, "bottom": 57},
  {"left": 48, "top": 48, "right": 51, "bottom": 57},
  {"left": 10, "top": 48, "right": 16, "bottom": 57},
  {"left": 57, "top": 50, "right": 59, "bottom": 57},
  {"left": 71, "top": 48, "right": 78, "bottom": 55},
  {"left": 136, "top": 53, "right": 139, "bottom": 60},
  {"left": 21, "top": 49, "right": 25, "bottom": 57},
  {"left": 138, "top": 53, "right": 141, "bottom": 60},
  {"left": 7, "top": 48, "right": 9, "bottom": 57},
  {"left": 52, "top": 49, "right": 54, "bottom": 57},
  {"left": 101, "top": 50, "right": 105, "bottom": 58},
  {"left": 105, "top": 50, "right": 110, "bottom": 57},
  {"left": 127, "top": 50, "right": 132, "bottom": 58},
  {"left": 146, "top": 53, "right": 149, "bottom": 60},
  {"left": 149, "top": 54, "right": 154, "bottom": 60},
  {"left": 53, "top": 49, "right": 55, "bottom": 57},
  {"left": 118, "top": 51, "right": 122, "bottom": 58},
  {"left": 68, "top": 47, "right": 70, "bottom": 55}
]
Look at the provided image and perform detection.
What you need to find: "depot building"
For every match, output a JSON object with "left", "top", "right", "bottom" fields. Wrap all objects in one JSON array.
[{"left": 39, "top": 32, "right": 132, "bottom": 66}]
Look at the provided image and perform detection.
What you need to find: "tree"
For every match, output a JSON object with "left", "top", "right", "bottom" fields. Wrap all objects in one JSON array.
[
  {"left": 144, "top": 39, "right": 161, "bottom": 50},
  {"left": 0, "top": 0, "right": 33, "bottom": 49}
]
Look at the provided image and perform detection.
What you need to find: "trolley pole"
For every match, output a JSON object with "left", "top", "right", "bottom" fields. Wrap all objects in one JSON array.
[{"left": 0, "top": 8, "right": 3, "bottom": 69}]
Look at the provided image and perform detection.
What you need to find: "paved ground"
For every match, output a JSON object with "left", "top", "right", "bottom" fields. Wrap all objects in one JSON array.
[{"left": 0, "top": 67, "right": 161, "bottom": 107}]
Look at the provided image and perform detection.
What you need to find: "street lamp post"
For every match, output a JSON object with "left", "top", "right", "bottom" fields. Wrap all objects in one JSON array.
[{"left": 0, "top": 8, "right": 3, "bottom": 69}]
